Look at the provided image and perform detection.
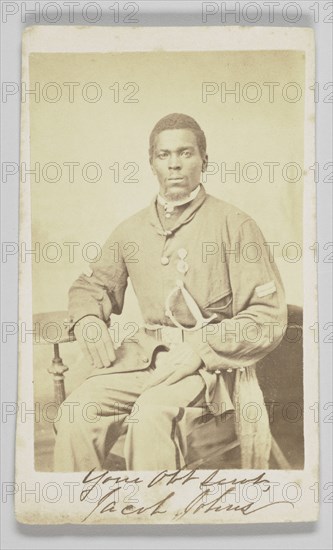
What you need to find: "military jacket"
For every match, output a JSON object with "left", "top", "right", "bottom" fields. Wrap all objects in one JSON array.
[{"left": 68, "top": 186, "right": 287, "bottom": 374}]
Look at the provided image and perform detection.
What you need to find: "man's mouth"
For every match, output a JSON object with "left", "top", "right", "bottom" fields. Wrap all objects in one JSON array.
[{"left": 167, "top": 176, "right": 184, "bottom": 182}]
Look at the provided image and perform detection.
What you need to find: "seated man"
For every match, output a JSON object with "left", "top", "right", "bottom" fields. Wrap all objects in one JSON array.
[{"left": 54, "top": 113, "right": 287, "bottom": 472}]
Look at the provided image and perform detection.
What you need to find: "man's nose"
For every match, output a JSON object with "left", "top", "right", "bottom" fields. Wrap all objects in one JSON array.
[{"left": 168, "top": 153, "right": 182, "bottom": 169}]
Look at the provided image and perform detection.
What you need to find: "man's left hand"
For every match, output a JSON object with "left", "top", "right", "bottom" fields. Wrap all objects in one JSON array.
[{"left": 146, "top": 342, "right": 203, "bottom": 388}]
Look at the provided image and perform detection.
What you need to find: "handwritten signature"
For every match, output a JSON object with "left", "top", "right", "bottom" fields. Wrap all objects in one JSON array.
[{"left": 79, "top": 468, "right": 294, "bottom": 522}]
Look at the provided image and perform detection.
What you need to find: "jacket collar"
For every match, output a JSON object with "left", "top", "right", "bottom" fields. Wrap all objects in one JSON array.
[{"left": 149, "top": 184, "right": 207, "bottom": 236}]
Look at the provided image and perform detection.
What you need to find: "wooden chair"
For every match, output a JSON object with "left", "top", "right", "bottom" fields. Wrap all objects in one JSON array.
[{"left": 33, "top": 306, "right": 303, "bottom": 470}]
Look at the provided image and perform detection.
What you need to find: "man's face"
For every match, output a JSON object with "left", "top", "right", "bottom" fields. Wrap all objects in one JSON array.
[{"left": 150, "top": 129, "right": 207, "bottom": 200}]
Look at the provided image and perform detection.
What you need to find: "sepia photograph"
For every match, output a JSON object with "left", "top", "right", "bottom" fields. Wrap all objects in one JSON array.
[{"left": 16, "top": 25, "right": 317, "bottom": 525}]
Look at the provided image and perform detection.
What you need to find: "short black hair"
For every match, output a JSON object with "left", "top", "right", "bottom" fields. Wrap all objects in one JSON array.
[{"left": 149, "top": 113, "right": 207, "bottom": 162}]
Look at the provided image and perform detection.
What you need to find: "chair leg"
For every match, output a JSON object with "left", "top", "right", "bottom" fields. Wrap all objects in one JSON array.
[
  {"left": 47, "top": 343, "right": 68, "bottom": 435},
  {"left": 47, "top": 343, "right": 68, "bottom": 406},
  {"left": 270, "top": 436, "right": 291, "bottom": 469}
]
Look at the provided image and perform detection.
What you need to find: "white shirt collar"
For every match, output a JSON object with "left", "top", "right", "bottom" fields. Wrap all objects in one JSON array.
[{"left": 157, "top": 184, "right": 201, "bottom": 211}]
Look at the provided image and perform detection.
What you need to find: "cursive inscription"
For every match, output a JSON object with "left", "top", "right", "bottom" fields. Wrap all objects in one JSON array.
[{"left": 80, "top": 468, "right": 295, "bottom": 523}]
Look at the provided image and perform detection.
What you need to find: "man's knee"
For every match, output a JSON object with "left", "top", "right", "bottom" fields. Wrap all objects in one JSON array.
[
  {"left": 54, "top": 399, "right": 98, "bottom": 434},
  {"left": 54, "top": 379, "right": 108, "bottom": 432}
]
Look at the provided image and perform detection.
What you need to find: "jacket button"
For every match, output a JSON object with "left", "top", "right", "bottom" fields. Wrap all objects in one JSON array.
[
  {"left": 161, "top": 256, "right": 169, "bottom": 265},
  {"left": 214, "top": 369, "right": 221, "bottom": 375}
]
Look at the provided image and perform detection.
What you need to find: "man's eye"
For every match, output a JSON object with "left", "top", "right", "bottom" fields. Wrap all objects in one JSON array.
[
  {"left": 157, "top": 152, "right": 168, "bottom": 159},
  {"left": 181, "top": 150, "right": 191, "bottom": 157}
]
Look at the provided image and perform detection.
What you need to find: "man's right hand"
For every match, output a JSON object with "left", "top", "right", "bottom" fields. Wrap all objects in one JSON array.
[{"left": 73, "top": 315, "right": 116, "bottom": 368}]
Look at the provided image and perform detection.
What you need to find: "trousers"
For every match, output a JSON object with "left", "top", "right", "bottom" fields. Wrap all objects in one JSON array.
[{"left": 53, "top": 364, "right": 208, "bottom": 472}]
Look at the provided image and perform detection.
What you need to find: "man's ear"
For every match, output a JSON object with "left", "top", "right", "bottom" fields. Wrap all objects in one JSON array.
[
  {"left": 202, "top": 154, "right": 208, "bottom": 173},
  {"left": 150, "top": 160, "right": 157, "bottom": 175}
]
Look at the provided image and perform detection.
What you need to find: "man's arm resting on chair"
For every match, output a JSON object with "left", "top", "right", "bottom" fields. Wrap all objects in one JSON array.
[{"left": 67, "top": 224, "right": 129, "bottom": 369}]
